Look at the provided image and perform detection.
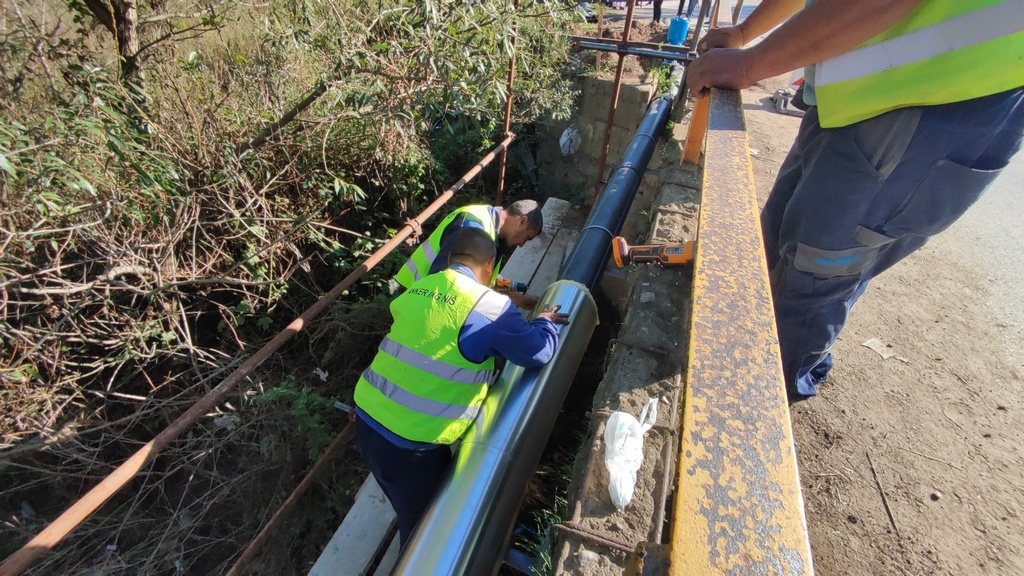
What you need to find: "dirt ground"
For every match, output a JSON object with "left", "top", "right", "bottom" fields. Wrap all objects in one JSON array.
[{"left": 741, "top": 75, "right": 1024, "bottom": 575}]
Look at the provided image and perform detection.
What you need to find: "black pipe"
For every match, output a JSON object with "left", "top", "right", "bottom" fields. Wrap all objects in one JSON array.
[
  {"left": 560, "top": 94, "right": 674, "bottom": 289},
  {"left": 391, "top": 61, "right": 684, "bottom": 576}
]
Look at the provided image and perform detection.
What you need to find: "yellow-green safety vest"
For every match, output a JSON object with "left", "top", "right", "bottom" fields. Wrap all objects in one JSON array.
[
  {"left": 354, "top": 268, "right": 506, "bottom": 444},
  {"left": 815, "top": 0, "right": 1024, "bottom": 128},
  {"left": 396, "top": 205, "right": 499, "bottom": 289}
]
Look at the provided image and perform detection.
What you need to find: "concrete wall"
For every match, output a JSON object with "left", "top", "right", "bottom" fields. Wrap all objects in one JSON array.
[{"left": 535, "top": 76, "right": 657, "bottom": 205}]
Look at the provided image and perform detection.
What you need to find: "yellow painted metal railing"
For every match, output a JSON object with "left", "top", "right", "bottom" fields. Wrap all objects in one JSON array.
[{"left": 669, "top": 88, "right": 813, "bottom": 575}]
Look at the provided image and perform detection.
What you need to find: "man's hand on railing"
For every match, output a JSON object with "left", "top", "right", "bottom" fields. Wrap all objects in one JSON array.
[
  {"left": 697, "top": 26, "right": 744, "bottom": 53},
  {"left": 686, "top": 48, "right": 755, "bottom": 98}
]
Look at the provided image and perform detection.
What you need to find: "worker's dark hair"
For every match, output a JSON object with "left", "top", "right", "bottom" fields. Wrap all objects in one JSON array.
[
  {"left": 448, "top": 227, "right": 497, "bottom": 267},
  {"left": 507, "top": 199, "right": 543, "bottom": 234}
]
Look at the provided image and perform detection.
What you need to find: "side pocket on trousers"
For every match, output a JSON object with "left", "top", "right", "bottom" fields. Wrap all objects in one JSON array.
[{"left": 880, "top": 159, "right": 1003, "bottom": 238}]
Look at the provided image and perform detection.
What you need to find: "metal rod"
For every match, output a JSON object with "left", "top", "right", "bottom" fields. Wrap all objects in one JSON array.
[
  {"left": 594, "top": 0, "right": 639, "bottom": 200},
  {"left": 575, "top": 39, "right": 697, "bottom": 62},
  {"left": 496, "top": 0, "right": 520, "bottom": 206},
  {"left": 552, "top": 522, "right": 636, "bottom": 555},
  {"left": 732, "top": 0, "right": 745, "bottom": 25},
  {"left": 678, "top": 0, "right": 715, "bottom": 105},
  {"left": 690, "top": 0, "right": 713, "bottom": 51},
  {"left": 571, "top": 35, "right": 698, "bottom": 57},
  {"left": 226, "top": 422, "right": 355, "bottom": 576},
  {"left": 0, "top": 134, "right": 516, "bottom": 576}
]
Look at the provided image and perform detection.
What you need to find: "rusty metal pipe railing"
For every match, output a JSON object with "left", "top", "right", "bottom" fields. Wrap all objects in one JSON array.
[
  {"left": 495, "top": 0, "right": 519, "bottom": 206},
  {"left": 668, "top": 88, "right": 812, "bottom": 574},
  {"left": 0, "top": 134, "right": 516, "bottom": 576},
  {"left": 594, "top": 0, "right": 639, "bottom": 199},
  {"left": 225, "top": 421, "right": 354, "bottom": 576}
]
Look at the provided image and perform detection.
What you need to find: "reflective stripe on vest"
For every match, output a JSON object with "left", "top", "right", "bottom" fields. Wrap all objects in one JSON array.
[
  {"left": 360, "top": 366, "right": 481, "bottom": 421},
  {"left": 378, "top": 336, "right": 496, "bottom": 384},
  {"left": 354, "top": 269, "right": 500, "bottom": 444},
  {"left": 816, "top": 0, "right": 1024, "bottom": 128},
  {"left": 395, "top": 205, "right": 496, "bottom": 289},
  {"left": 399, "top": 241, "right": 438, "bottom": 284}
]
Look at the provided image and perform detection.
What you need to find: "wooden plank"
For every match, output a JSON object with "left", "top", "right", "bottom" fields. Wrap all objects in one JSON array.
[
  {"left": 308, "top": 476, "right": 396, "bottom": 576},
  {"left": 500, "top": 197, "right": 573, "bottom": 285},
  {"left": 525, "top": 229, "right": 579, "bottom": 301},
  {"left": 371, "top": 537, "right": 401, "bottom": 576},
  {"left": 500, "top": 234, "right": 555, "bottom": 286}
]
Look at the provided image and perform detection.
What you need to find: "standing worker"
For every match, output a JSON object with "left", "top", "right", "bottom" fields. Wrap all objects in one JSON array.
[
  {"left": 677, "top": 0, "right": 701, "bottom": 19},
  {"left": 354, "top": 227, "right": 570, "bottom": 546},
  {"left": 396, "top": 199, "right": 544, "bottom": 309},
  {"left": 687, "top": 0, "right": 1024, "bottom": 400}
]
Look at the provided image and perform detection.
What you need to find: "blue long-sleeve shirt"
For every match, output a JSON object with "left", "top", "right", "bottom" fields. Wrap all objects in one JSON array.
[{"left": 356, "top": 263, "right": 559, "bottom": 448}]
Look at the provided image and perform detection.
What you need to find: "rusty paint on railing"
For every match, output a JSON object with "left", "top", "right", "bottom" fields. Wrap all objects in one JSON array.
[{"left": 669, "top": 88, "right": 812, "bottom": 575}]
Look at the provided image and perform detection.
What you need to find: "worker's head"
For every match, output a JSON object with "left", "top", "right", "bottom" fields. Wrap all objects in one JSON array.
[
  {"left": 499, "top": 199, "right": 543, "bottom": 248},
  {"left": 448, "top": 227, "right": 498, "bottom": 285}
]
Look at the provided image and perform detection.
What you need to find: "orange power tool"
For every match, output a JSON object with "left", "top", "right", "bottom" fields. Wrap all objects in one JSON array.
[
  {"left": 612, "top": 236, "right": 695, "bottom": 268},
  {"left": 494, "top": 278, "right": 528, "bottom": 294}
]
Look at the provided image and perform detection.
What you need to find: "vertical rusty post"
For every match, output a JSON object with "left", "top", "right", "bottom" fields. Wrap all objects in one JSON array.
[
  {"left": 669, "top": 88, "right": 812, "bottom": 576},
  {"left": 496, "top": 0, "right": 520, "bottom": 206},
  {"left": 594, "top": 0, "right": 638, "bottom": 200},
  {"left": 0, "top": 135, "right": 517, "bottom": 576},
  {"left": 689, "top": 0, "right": 713, "bottom": 51},
  {"left": 680, "top": 0, "right": 718, "bottom": 165},
  {"left": 681, "top": 94, "right": 710, "bottom": 164},
  {"left": 732, "top": 0, "right": 745, "bottom": 24}
]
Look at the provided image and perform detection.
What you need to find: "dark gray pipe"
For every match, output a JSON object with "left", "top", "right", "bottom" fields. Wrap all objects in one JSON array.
[
  {"left": 392, "top": 63, "right": 683, "bottom": 576},
  {"left": 561, "top": 93, "right": 674, "bottom": 289}
]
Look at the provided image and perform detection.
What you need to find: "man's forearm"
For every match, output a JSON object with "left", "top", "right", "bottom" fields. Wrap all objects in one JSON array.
[
  {"left": 747, "top": 0, "right": 925, "bottom": 82},
  {"left": 736, "top": 0, "right": 805, "bottom": 45}
]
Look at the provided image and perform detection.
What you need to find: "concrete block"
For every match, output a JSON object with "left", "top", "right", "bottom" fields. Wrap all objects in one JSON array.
[
  {"left": 662, "top": 163, "right": 703, "bottom": 190},
  {"left": 582, "top": 122, "right": 633, "bottom": 165},
  {"left": 657, "top": 184, "right": 701, "bottom": 212}
]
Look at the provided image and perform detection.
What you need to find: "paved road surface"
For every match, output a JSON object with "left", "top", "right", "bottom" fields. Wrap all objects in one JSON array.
[
  {"left": 931, "top": 151, "right": 1024, "bottom": 360},
  {"left": 598, "top": 0, "right": 757, "bottom": 26}
]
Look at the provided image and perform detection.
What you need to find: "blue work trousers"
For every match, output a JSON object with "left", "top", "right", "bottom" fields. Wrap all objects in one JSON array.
[
  {"left": 354, "top": 414, "right": 452, "bottom": 547},
  {"left": 762, "top": 88, "right": 1024, "bottom": 399}
]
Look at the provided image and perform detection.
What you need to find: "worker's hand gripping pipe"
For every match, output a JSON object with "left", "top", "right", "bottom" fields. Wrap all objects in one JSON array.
[{"left": 392, "top": 280, "right": 598, "bottom": 576}]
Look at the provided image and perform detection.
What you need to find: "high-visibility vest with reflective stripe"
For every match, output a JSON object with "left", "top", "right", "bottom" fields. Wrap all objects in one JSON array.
[
  {"left": 355, "top": 268, "right": 506, "bottom": 444},
  {"left": 396, "top": 205, "right": 499, "bottom": 289},
  {"left": 815, "top": 0, "right": 1024, "bottom": 128}
]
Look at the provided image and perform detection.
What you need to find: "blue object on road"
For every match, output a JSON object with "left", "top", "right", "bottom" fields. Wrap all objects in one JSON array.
[{"left": 667, "top": 17, "right": 689, "bottom": 46}]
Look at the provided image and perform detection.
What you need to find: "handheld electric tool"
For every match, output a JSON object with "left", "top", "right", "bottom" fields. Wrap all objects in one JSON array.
[
  {"left": 494, "top": 278, "right": 528, "bottom": 294},
  {"left": 612, "top": 236, "right": 695, "bottom": 268}
]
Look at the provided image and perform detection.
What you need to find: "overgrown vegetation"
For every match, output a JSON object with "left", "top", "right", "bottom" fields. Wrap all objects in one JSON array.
[{"left": 0, "top": 0, "right": 583, "bottom": 572}]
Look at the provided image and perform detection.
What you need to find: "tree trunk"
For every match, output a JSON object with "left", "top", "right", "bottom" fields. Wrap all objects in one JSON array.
[{"left": 82, "top": 0, "right": 143, "bottom": 85}]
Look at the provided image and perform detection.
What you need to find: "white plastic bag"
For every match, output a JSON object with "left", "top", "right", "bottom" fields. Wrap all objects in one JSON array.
[
  {"left": 559, "top": 126, "right": 581, "bottom": 156},
  {"left": 603, "top": 397, "right": 659, "bottom": 510}
]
